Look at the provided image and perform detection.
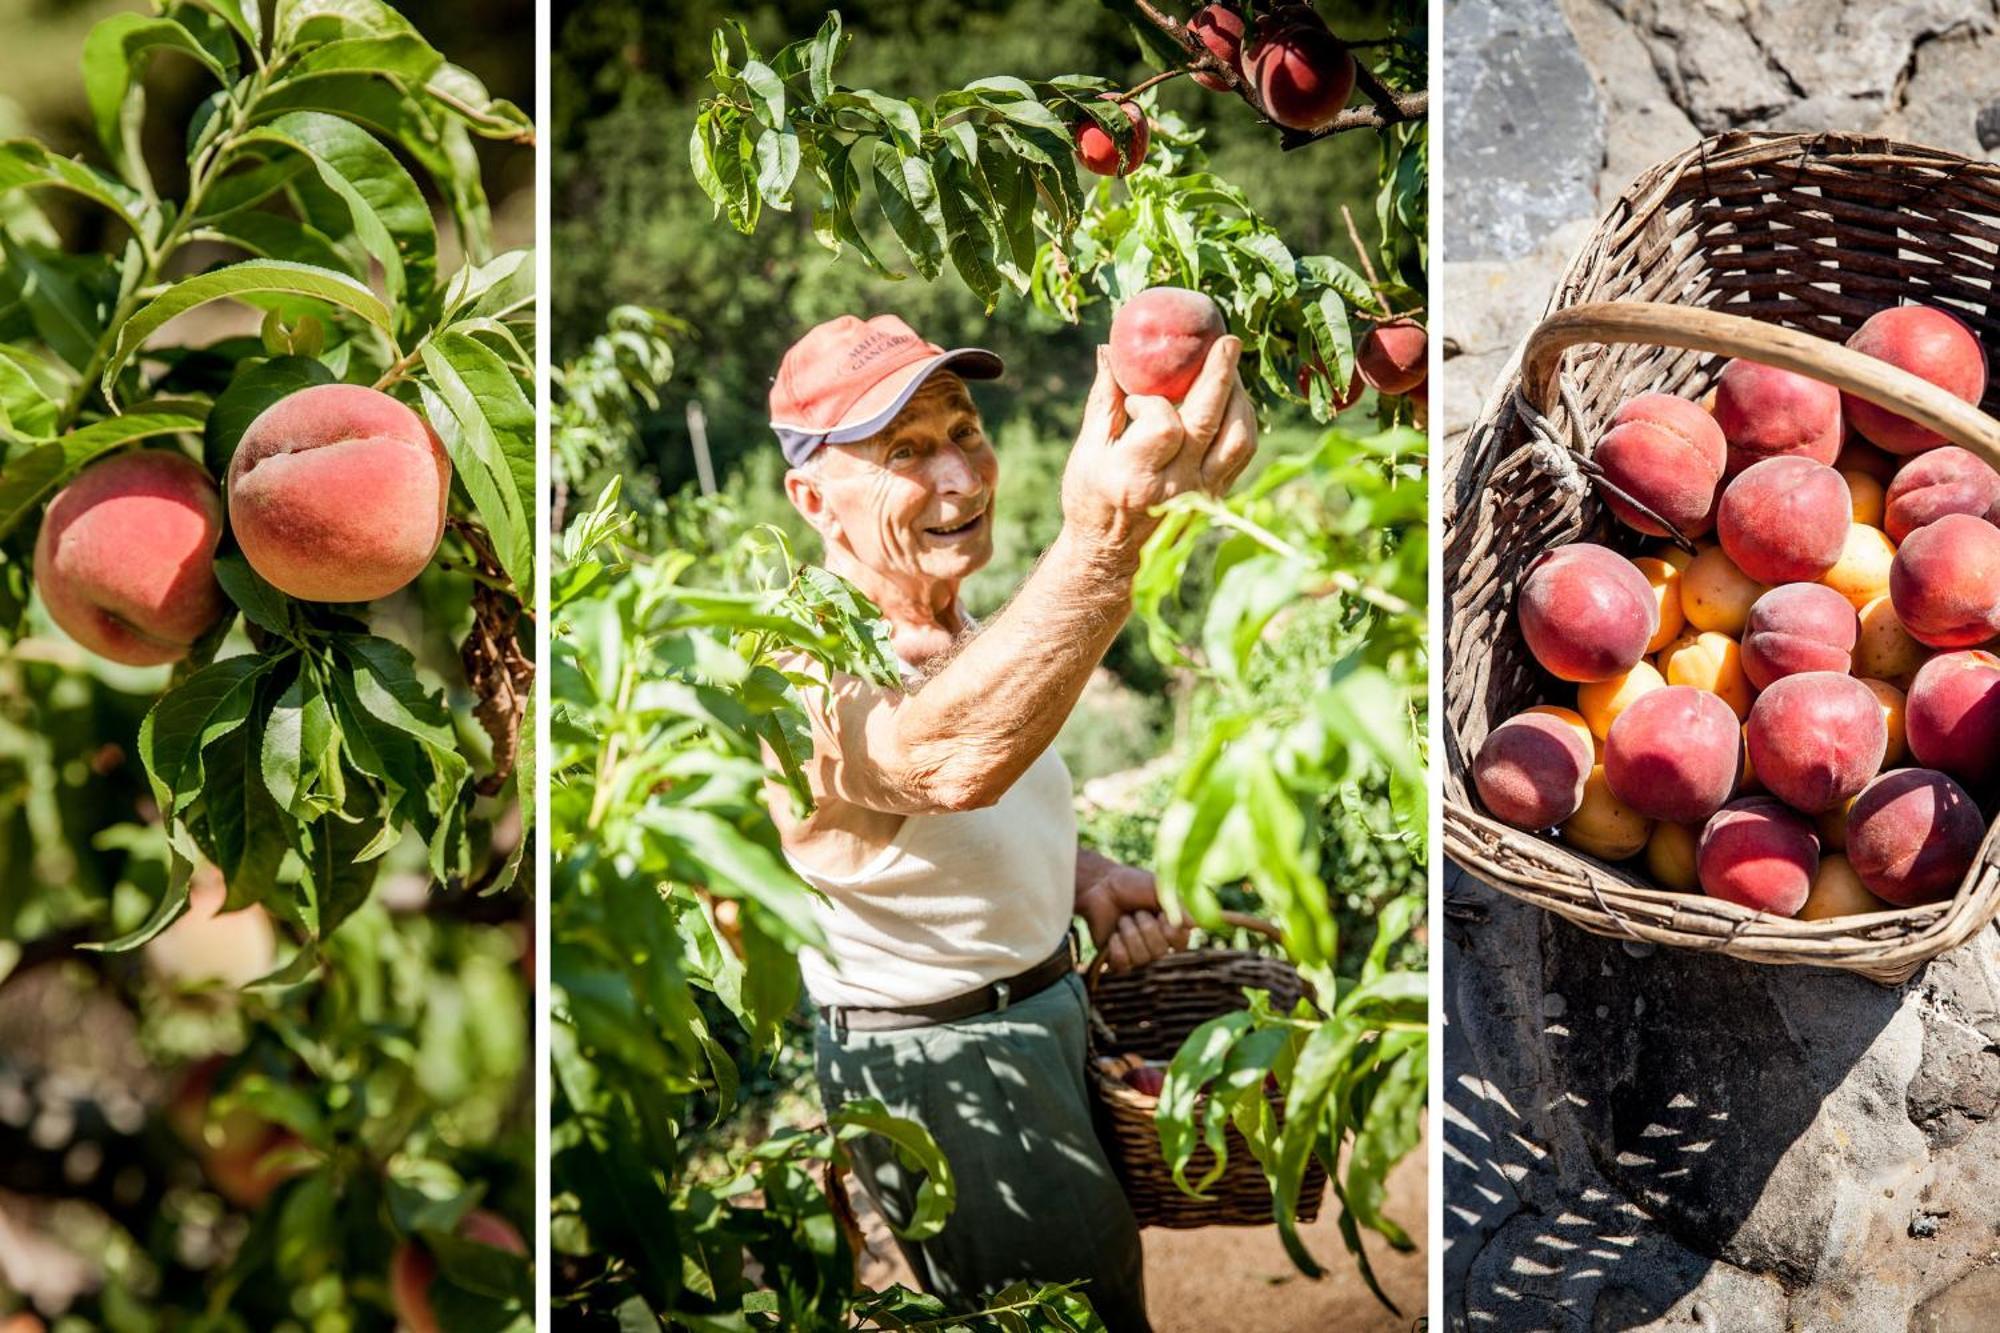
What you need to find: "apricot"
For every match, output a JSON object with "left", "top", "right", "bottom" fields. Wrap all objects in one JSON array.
[
  {"left": 1904, "top": 650, "right": 2000, "bottom": 788},
  {"left": 1578, "top": 660, "right": 1665, "bottom": 741},
  {"left": 1818, "top": 524, "right": 1896, "bottom": 610},
  {"left": 33, "top": 450, "right": 226, "bottom": 666},
  {"left": 1846, "top": 768, "right": 1986, "bottom": 906},
  {"left": 1888, "top": 512, "right": 2000, "bottom": 648},
  {"left": 1561, "top": 764, "right": 1651, "bottom": 860},
  {"left": 1883, "top": 446, "right": 2000, "bottom": 543},
  {"left": 1743, "top": 672, "right": 1887, "bottom": 814},
  {"left": 1518, "top": 543, "right": 1659, "bottom": 682},
  {"left": 1106, "top": 287, "right": 1225, "bottom": 401},
  {"left": 228, "top": 384, "right": 450, "bottom": 603},
  {"left": 1244, "top": 11, "right": 1356, "bottom": 132},
  {"left": 1740, "top": 583, "right": 1856, "bottom": 689},
  {"left": 1660, "top": 629, "right": 1754, "bottom": 719},
  {"left": 1843, "top": 305, "right": 1990, "bottom": 455},
  {"left": 1604, "top": 685, "right": 1742, "bottom": 824},
  {"left": 1594, "top": 393, "right": 1726, "bottom": 537},
  {"left": 1839, "top": 438, "right": 1903, "bottom": 484},
  {"left": 1630, "top": 556, "right": 1685, "bottom": 652},
  {"left": 391, "top": 1209, "right": 528, "bottom": 1333},
  {"left": 1842, "top": 468, "right": 1886, "bottom": 527},
  {"left": 1863, "top": 677, "right": 1908, "bottom": 769},
  {"left": 1679, "top": 544, "right": 1768, "bottom": 636},
  {"left": 1656, "top": 543, "right": 1696, "bottom": 573},
  {"left": 1356, "top": 318, "right": 1427, "bottom": 396},
  {"left": 1645, "top": 821, "right": 1701, "bottom": 892},
  {"left": 1472, "top": 707, "right": 1594, "bottom": 830},
  {"left": 1816, "top": 795, "right": 1856, "bottom": 851},
  {"left": 144, "top": 875, "right": 277, "bottom": 989},
  {"left": 1074, "top": 96, "right": 1149, "bottom": 176},
  {"left": 1710, "top": 359, "right": 1843, "bottom": 475},
  {"left": 1188, "top": 5, "right": 1247, "bottom": 90},
  {"left": 1799, "top": 853, "right": 1893, "bottom": 920},
  {"left": 1696, "top": 797, "right": 1819, "bottom": 916},
  {"left": 1855, "top": 595, "right": 1927, "bottom": 680},
  {"left": 1716, "top": 456, "right": 1851, "bottom": 584}
]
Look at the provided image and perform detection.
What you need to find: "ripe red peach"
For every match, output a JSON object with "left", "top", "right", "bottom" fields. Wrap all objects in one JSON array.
[
  {"left": 1846, "top": 768, "right": 1986, "bottom": 906},
  {"left": 1356, "top": 319, "right": 1427, "bottom": 396},
  {"left": 1518, "top": 543, "right": 1660, "bottom": 682},
  {"left": 1717, "top": 456, "right": 1851, "bottom": 584},
  {"left": 1905, "top": 650, "right": 2000, "bottom": 789},
  {"left": 1244, "top": 11, "right": 1356, "bottom": 131},
  {"left": 1107, "top": 287, "right": 1225, "bottom": 401},
  {"left": 227, "top": 384, "right": 450, "bottom": 603},
  {"left": 1188, "top": 5, "right": 1247, "bottom": 90},
  {"left": 1740, "top": 582, "right": 1857, "bottom": 689},
  {"left": 390, "top": 1209, "right": 529, "bottom": 1333},
  {"left": 1074, "top": 96, "right": 1150, "bottom": 176},
  {"left": 1594, "top": 392, "right": 1726, "bottom": 537},
  {"left": 33, "top": 450, "right": 226, "bottom": 666},
  {"left": 1472, "top": 706, "right": 1595, "bottom": 830},
  {"left": 1888, "top": 512, "right": 2000, "bottom": 648},
  {"left": 1711, "top": 358, "right": 1843, "bottom": 476},
  {"left": 1843, "top": 305, "right": 1990, "bottom": 455},
  {"left": 1884, "top": 446, "right": 2000, "bottom": 543},
  {"left": 1744, "top": 672, "right": 1888, "bottom": 814},
  {"left": 1696, "top": 797, "right": 1819, "bottom": 915},
  {"left": 144, "top": 875, "right": 276, "bottom": 989},
  {"left": 1604, "top": 685, "right": 1742, "bottom": 824}
]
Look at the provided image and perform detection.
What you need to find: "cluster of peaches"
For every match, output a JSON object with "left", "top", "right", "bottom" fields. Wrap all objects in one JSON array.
[{"left": 1474, "top": 304, "right": 2000, "bottom": 920}]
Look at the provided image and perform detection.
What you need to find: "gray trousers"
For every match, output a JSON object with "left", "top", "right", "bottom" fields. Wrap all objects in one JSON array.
[{"left": 815, "top": 972, "right": 1152, "bottom": 1333}]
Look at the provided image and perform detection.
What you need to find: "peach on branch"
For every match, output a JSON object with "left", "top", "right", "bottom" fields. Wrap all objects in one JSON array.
[
  {"left": 1710, "top": 358, "right": 1842, "bottom": 475},
  {"left": 144, "top": 874, "right": 277, "bottom": 989},
  {"left": 1106, "top": 287, "right": 1224, "bottom": 401},
  {"left": 1845, "top": 768, "right": 1985, "bottom": 906},
  {"left": 1518, "top": 543, "right": 1659, "bottom": 682},
  {"left": 226, "top": 384, "right": 451, "bottom": 603},
  {"left": 1074, "top": 96, "right": 1149, "bottom": 176},
  {"left": 1187, "top": 5, "right": 1247, "bottom": 90},
  {"left": 1356, "top": 318, "right": 1427, "bottom": 396},
  {"left": 1244, "top": 9, "right": 1355, "bottom": 131},
  {"left": 1843, "top": 305, "right": 1989, "bottom": 455},
  {"left": 1594, "top": 392, "right": 1726, "bottom": 537},
  {"left": 32, "top": 450, "right": 226, "bottom": 666},
  {"left": 390, "top": 1209, "right": 529, "bottom": 1333}
]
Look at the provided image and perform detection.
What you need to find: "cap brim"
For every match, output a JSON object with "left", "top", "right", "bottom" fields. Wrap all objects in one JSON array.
[{"left": 772, "top": 347, "right": 1003, "bottom": 466}]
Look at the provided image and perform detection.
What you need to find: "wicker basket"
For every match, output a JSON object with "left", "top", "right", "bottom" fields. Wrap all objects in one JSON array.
[
  {"left": 1444, "top": 130, "right": 2000, "bottom": 986},
  {"left": 1084, "top": 912, "right": 1327, "bottom": 1228}
]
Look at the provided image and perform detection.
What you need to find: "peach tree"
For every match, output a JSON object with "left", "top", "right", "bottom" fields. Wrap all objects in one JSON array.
[
  {"left": 553, "top": 0, "right": 1427, "bottom": 1324},
  {"left": 0, "top": 0, "right": 532, "bottom": 1324}
]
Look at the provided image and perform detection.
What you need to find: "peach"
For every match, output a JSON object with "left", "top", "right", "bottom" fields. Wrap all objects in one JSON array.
[
  {"left": 1244, "top": 11, "right": 1356, "bottom": 132},
  {"left": 1074, "top": 96, "right": 1149, "bottom": 176},
  {"left": 1630, "top": 556, "right": 1685, "bottom": 653},
  {"left": 168, "top": 1059, "right": 306, "bottom": 1210},
  {"left": 1594, "top": 393, "right": 1726, "bottom": 537},
  {"left": 1710, "top": 358, "right": 1843, "bottom": 476},
  {"left": 1604, "top": 685, "right": 1742, "bottom": 824},
  {"left": 1679, "top": 544, "right": 1768, "bottom": 636},
  {"left": 1472, "top": 707, "right": 1595, "bottom": 830},
  {"left": 1645, "top": 821, "right": 1701, "bottom": 892},
  {"left": 1188, "top": 5, "right": 1247, "bottom": 90},
  {"left": 1904, "top": 650, "right": 2000, "bottom": 788},
  {"left": 1843, "top": 305, "right": 1989, "bottom": 455},
  {"left": 1578, "top": 660, "right": 1665, "bottom": 741},
  {"left": 1799, "top": 853, "right": 1892, "bottom": 920},
  {"left": 1743, "top": 672, "right": 1887, "bottom": 814},
  {"left": 227, "top": 384, "right": 449, "bottom": 603},
  {"left": 390, "top": 1209, "right": 528, "bottom": 1333},
  {"left": 1356, "top": 319, "right": 1426, "bottom": 396},
  {"left": 1518, "top": 543, "right": 1659, "bottom": 682},
  {"left": 1855, "top": 596, "right": 1927, "bottom": 681},
  {"left": 1562, "top": 764, "right": 1651, "bottom": 860},
  {"left": 1842, "top": 468, "right": 1886, "bottom": 527},
  {"left": 1740, "top": 583, "right": 1857, "bottom": 689},
  {"left": 1889, "top": 512, "right": 2000, "bottom": 648},
  {"left": 32, "top": 450, "right": 226, "bottom": 666},
  {"left": 1818, "top": 524, "right": 1896, "bottom": 610},
  {"left": 1846, "top": 768, "right": 1986, "bottom": 906},
  {"left": 1883, "top": 446, "right": 2000, "bottom": 543},
  {"left": 144, "top": 875, "right": 277, "bottom": 989},
  {"left": 1696, "top": 797, "right": 1819, "bottom": 915},
  {"left": 1716, "top": 456, "right": 1851, "bottom": 584},
  {"left": 1863, "top": 677, "right": 1909, "bottom": 769},
  {"left": 1107, "top": 287, "right": 1225, "bottom": 401},
  {"left": 1660, "top": 629, "right": 1754, "bottom": 720}
]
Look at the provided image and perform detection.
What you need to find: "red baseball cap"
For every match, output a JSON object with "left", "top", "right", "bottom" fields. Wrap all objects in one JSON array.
[{"left": 769, "top": 314, "right": 1003, "bottom": 465}]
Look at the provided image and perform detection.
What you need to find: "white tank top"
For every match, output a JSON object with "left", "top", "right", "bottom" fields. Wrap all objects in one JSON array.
[{"left": 788, "top": 741, "right": 1079, "bottom": 1008}]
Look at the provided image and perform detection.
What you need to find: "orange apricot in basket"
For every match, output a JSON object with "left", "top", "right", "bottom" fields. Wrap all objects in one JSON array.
[
  {"left": 1743, "top": 672, "right": 1887, "bottom": 814},
  {"left": 1594, "top": 392, "right": 1726, "bottom": 537},
  {"left": 1561, "top": 764, "right": 1651, "bottom": 860},
  {"left": 1518, "top": 543, "right": 1659, "bottom": 682},
  {"left": 1843, "top": 305, "right": 1990, "bottom": 456},
  {"left": 1711, "top": 358, "right": 1843, "bottom": 476},
  {"left": 1861, "top": 677, "right": 1908, "bottom": 769},
  {"left": 1838, "top": 437, "right": 1903, "bottom": 484},
  {"left": 1819, "top": 524, "right": 1897, "bottom": 611},
  {"left": 1679, "top": 545, "right": 1767, "bottom": 636},
  {"left": 1845, "top": 767, "right": 1985, "bottom": 906},
  {"left": 1842, "top": 468, "right": 1887, "bottom": 527},
  {"left": 1604, "top": 685, "right": 1743, "bottom": 824},
  {"left": 1629, "top": 556, "right": 1685, "bottom": 653},
  {"left": 1696, "top": 797, "right": 1819, "bottom": 916},
  {"left": 1815, "top": 795, "right": 1856, "bottom": 851},
  {"left": 1854, "top": 595, "right": 1928, "bottom": 681},
  {"left": 1889, "top": 512, "right": 2000, "bottom": 648},
  {"left": 1740, "top": 583, "right": 1857, "bottom": 689},
  {"left": 1904, "top": 649, "right": 2000, "bottom": 789},
  {"left": 1472, "top": 706, "right": 1595, "bottom": 830},
  {"left": 1799, "top": 853, "right": 1893, "bottom": 921},
  {"left": 1644, "top": 821, "right": 1701, "bottom": 892},
  {"left": 1577, "top": 660, "right": 1665, "bottom": 741},
  {"left": 1717, "top": 456, "right": 1852, "bottom": 585},
  {"left": 1659, "top": 629, "right": 1754, "bottom": 720},
  {"left": 1884, "top": 446, "right": 2000, "bottom": 543}
]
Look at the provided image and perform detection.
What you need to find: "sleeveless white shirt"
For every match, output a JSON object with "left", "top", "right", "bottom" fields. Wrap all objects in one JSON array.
[{"left": 787, "top": 738, "right": 1079, "bottom": 1009}]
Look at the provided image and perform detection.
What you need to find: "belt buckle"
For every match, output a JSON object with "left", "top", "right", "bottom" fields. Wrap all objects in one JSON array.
[{"left": 993, "top": 980, "right": 1011, "bottom": 1015}]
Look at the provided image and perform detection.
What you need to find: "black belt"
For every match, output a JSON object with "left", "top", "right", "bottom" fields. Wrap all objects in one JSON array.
[{"left": 822, "top": 938, "right": 1077, "bottom": 1035}]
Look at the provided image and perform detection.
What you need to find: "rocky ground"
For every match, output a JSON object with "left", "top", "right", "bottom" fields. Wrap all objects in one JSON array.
[{"left": 1442, "top": 2, "right": 2000, "bottom": 1329}]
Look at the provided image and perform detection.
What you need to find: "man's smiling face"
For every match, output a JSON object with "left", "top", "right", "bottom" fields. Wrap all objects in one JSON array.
[{"left": 794, "top": 372, "right": 999, "bottom": 585}]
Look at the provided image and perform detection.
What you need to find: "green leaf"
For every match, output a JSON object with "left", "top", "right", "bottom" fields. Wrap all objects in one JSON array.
[
  {"left": 81, "top": 13, "right": 232, "bottom": 185},
  {"left": 870, "top": 143, "right": 944, "bottom": 281},
  {"left": 417, "top": 330, "right": 534, "bottom": 592},
  {"left": 79, "top": 852, "right": 194, "bottom": 953},
  {"left": 139, "top": 654, "right": 276, "bottom": 818},
  {"left": 740, "top": 59, "right": 785, "bottom": 129},
  {"left": 424, "top": 62, "right": 532, "bottom": 140},
  {"left": 204, "top": 207, "right": 359, "bottom": 279},
  {"left": 805, "top": 12, "right": 846, "bottom": 103},
  {"left": 0, "top": 141, "right": 152, "bottom": 240},
  {"left": 753, "top": 127, "right": 800, "bottom": 210},
  {"left": 0, "top": 233, "right": 110, "bottom": 369},
  {"left": 212, "top": 553, "right": 294, "bottom": 638},
  {"left": 293, "top": 33, "right": 441, "bottom": 81}
]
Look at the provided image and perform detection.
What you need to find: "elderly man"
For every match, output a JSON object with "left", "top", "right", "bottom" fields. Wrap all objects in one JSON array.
[{"left": 764, "top": 312, "right": 1256, "bottom": 1331}]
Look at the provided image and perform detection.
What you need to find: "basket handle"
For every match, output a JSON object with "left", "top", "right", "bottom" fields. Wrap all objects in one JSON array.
[
  {"left": 1519, "top": 302, "right": 2000, "bottom": 472},
  {"left": 1081, "top": 909, "right": 1280, "bottom": 996}
]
